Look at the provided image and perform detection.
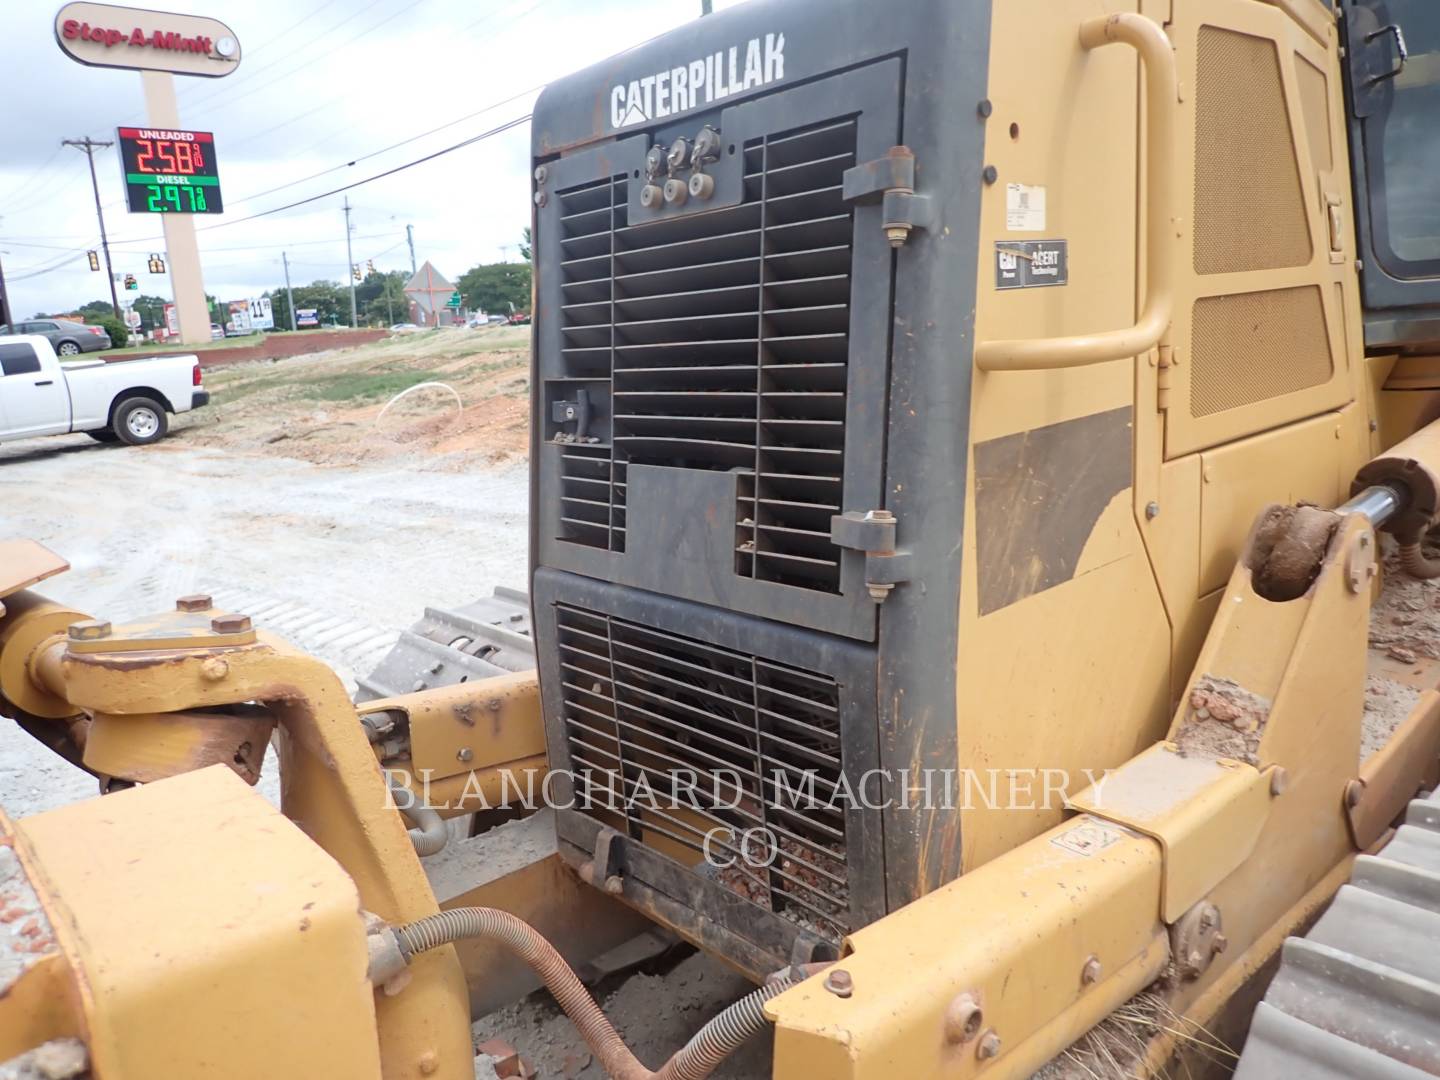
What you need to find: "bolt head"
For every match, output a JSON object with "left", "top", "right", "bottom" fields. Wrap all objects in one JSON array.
[
  {"left": 1080, "top": 956, "right": 1102, "bottom": 985},
  {"left": 982, "top": 164, "right": 998, "bottom": 185},
  {"left": 210, "top": 613, "right": 252, "bottom": 634},
  {"left": 176, "top": 594, "right": 213, "bottom": 612},
  {"left": 976, "top": 1031, "right": 1001, "bottom": 1060},
  {"left": 885, "top": 225, "right": 910, "bottom": 249},
  {"left": 1145, "top": 501, "right": 1160, "bottom": 520},
  {"left": 532, "top": 190, "right": 548, "bottom": 208},
  {"left": 457, "top": 747, "right": 474, "bottom": 763},
  {"left": 68, "top": 619, "right": 112, "bottom": 641},
  {"left": 943, "top": 993, "right": 982, "bottom": 1044},
  {"left": 533, "top": 164, "right": 548, "bottom": 184},
  {"left": 977, "top": 98, "right": 993, "bottom": 118},
  {"left": 603, "top": 875, "right": 624, "bottom": 896},
  {"left": 201, "top": 657, "right": 230, "bottom": 682},
  {"left": 1213, "top": 934, "right": 1229, "bottom": 954},
  {"left": 1345, "top": 779, "right": 1364, "bottom": 808},
  {"left": 1269, "top": 767, "right": 1288, "bottom": 796},
  {"left": 824, "top": 969, "right": 854, "bottom": 998}
]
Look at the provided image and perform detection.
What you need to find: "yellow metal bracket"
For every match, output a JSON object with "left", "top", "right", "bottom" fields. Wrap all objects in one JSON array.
[
  {"left": 361, "top": 670, "right": 544, "bottom": 782},
  {"left": 1069, "top": 743, "right": 1274, "bottom": 922}
]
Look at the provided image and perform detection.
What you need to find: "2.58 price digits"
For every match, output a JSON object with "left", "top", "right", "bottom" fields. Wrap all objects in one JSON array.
[
  {"left": 146, "top": 184, "right": 208, "bottom": 213},
  {"left": 134, "top": 138, "right": 205, "bottom": 175}
]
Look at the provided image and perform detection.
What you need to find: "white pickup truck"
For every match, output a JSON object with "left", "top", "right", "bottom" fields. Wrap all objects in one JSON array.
[{"left": 0, "top": 334, "right": 209, "bottom": 447}]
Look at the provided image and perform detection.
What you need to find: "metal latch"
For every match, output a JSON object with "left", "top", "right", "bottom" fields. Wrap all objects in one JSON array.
[
  {"left": 830, "top": 509, "right": 912, "bottom": 603},
  {"left": 842, "top": 146, "right": 932, "bottom": 249},
  {"left": 551, "top": 387, "right": 592, "bottom": 443}
]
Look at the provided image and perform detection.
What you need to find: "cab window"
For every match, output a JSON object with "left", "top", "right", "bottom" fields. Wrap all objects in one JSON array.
[
  {"left": 0, "top": 343, "right": 42, "bottom": 377},
  {"left": 1348, "top": 0, "right": 1440, "bottom": 279}
]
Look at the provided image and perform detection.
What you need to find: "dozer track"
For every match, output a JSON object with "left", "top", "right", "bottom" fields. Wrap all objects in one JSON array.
[{"left": 1234, "top": 791, "right": 1440, "bottom": 1078}]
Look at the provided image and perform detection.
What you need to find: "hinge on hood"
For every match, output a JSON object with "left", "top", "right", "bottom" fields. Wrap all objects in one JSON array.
[
  {"left": 1156, "top": 345, "right": 1175, "bottom": 412},
  {"left": 842, "top": 146, "right": 932, "bottom": 249},
  {"left": 830, "top": 509, "right": 912, "bottom": 603}
]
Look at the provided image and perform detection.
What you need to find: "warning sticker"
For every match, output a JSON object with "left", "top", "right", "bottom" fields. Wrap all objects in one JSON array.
[
  {"left": 995, "top": 240, "right": 1068, "bottom": 290},
  {"left": 1050, "top": 819, "right": 1126, "bottom": 857},
  {"left": 1006, "top": 182, "right": 1046, "bottom": 231}
]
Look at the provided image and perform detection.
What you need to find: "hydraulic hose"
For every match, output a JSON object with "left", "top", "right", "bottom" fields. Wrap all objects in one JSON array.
[
  {"left": 386, "top": 772, "right": 448, "bottom": 857},
  {"left": 1399, "top": 541, "right": 1440, "bottom": 580},
  {"left": 394, "top": 907, "right": 795, "bottom": 1080}
]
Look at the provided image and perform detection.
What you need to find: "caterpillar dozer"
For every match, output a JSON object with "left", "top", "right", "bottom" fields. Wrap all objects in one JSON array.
[{"left": 4, "top": 0, "right": 1440, "bottom": 1076}]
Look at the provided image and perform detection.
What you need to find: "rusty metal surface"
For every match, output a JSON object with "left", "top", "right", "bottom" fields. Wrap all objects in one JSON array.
[{"left": 1234, "top": 789, "right": 1440, "bottom": 1078}]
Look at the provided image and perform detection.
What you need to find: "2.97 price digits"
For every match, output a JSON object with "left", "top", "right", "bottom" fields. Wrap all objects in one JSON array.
[
  {"left": 146, "top": 185, "right": 208, "bottom": 213},
  {"left": 134, "top": 138, "right": 206, "bottom": 175}
]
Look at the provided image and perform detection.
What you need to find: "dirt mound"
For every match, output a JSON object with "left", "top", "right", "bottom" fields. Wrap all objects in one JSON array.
[{"left": 167, "top": 328, "right": 531, "bottom": 469}]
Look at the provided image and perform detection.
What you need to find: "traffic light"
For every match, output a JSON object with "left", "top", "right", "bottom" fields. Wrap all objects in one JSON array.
[
  {"left": 366, "top": 259, "right": 374, "bottom": 273},
  {"left": 147, "top": 254, "right": 166, "bottom": 274},
  {"left": 87, "top": 250, "right": 99, "bottom": 271},
  {"left": 352, "top": 264, "right": 362, "bottom": 282},
  {"left": 123, "top": 273, "right": 138, "bottom": 291}
]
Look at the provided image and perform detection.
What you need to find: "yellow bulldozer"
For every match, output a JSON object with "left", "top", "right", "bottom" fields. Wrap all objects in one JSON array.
[{"left": 5, "top": 0, "right": 1440, "bottom": 1075}]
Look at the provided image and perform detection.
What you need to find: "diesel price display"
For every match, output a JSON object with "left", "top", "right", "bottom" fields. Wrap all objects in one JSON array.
[{"left": 117, "top": 127, "right": 223, "bottom": 214}]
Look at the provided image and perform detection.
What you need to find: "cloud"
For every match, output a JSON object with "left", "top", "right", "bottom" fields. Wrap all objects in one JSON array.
[{"left": 1, "top": 0, "right": 745, "bottom": 318}]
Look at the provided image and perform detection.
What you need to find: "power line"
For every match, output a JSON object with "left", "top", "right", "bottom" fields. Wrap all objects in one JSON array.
[
  {"left": 186, "top": 0, "right": 425, "bottom": 114},
  {"left": 109, "top": 113, "right": 530, "bottom": 245},
  {"left": 229, "top": 82, "right": 544, "bottom": 207}
]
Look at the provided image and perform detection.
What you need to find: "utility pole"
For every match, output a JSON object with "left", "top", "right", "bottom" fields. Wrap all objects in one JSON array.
[
  {"left": 282, "top": 251, "right": 297, "bottom": 332},
  {"left": 701, "top": 0, "right": 712, "bottom": 13},
  {"left": 0, "top": 253, "right": 12, "bottom": 329},
  {"left": 406, "top": 223, "right": 416, "bottom": 275},
  {"left": 343, "top": 197, "right": 358, "bottom": 328},
  {"left": 63, "top": 137, "right": 120, "bottom": 319}
]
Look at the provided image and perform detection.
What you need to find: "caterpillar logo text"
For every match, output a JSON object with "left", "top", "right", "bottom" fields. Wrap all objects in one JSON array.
[{"left": 609, "top": 33, "right": 786, "bottom": 129}]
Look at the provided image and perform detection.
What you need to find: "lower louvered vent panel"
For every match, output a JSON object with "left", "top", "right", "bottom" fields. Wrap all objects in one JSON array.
[
  {"left": 555, "top": 603, "right": 852, "bottom": 939},
  {"left": 553, "top": 117, "right": 858, "bottom": 594}
]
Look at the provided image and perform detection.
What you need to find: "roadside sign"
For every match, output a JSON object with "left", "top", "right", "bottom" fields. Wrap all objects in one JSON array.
[
  {"left": 124, "top": 309, "right": 142, "bottom": 330},
  {"left": 248, "top": 296, "right": 273, "bottom": 330},
  {"left": 296, "top": 308, "right": 319, "bottom": 328},
  {"left": 55, "top": 4, "right": 241, "bottom": 78},
  {"left": 117, "top": 127, "right": 223, "bottom": 214},
  {"left": 445, "top": 291, "right": 461, "bottom": 308}
]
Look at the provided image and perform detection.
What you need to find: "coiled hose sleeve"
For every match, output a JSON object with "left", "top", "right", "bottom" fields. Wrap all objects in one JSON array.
[
  {"left": 386, "top": 773, "right": 448, "bottom": 857},
  {"left": 1399, "top": 541, "right": 1440, "bottom": 580},
  {"left": 395, "top": 907, "right": 794, "bottom": 1080}
]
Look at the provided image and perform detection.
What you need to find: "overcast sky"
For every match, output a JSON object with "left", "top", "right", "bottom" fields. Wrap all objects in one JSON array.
[{"left": 0, "top": 0, "right": 744, "bottom": 319}]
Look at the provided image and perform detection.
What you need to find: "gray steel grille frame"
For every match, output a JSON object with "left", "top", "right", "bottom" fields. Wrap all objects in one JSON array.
[
  {"left": 533, "top": 567, "right": 885, "bottom": 967},
  {"left": 533, "top": 60, "right": 903, "bottom": 643}
]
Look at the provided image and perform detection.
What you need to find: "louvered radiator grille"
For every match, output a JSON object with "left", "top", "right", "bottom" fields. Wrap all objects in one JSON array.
[
  {"left": 555, "top": 602, "right": 852, "bottom": 939},
  {"left": 553, "top": 117, "right": 858, "bottom": 594}
]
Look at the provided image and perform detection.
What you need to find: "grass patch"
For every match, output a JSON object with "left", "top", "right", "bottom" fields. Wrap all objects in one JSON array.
[{"left": 299, "top": 369, "right": 446, "bottom": 403}]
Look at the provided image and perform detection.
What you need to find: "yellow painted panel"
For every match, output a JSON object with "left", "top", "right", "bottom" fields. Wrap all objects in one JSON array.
[
  {"left": 18, "top": 767, "right": 382, "bottom": 1080},
  {"left": 1198, "top": 412, "right": 1343, "bottom": 595},
  {"left": 958, "top": 494, "right": 1171, "bottom": 871}
]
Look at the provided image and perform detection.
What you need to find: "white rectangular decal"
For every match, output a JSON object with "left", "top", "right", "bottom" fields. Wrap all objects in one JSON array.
[{"left": 1005, "top": 182, "right": 1046, "bottom": 232}]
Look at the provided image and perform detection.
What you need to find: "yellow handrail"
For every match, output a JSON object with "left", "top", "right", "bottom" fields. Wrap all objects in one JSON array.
[{"left": 975, "top": 13, "right": 1178, "bottom": 373}]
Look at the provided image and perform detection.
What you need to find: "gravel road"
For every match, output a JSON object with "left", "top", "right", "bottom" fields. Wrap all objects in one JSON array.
[
  {"left": 0, "top": 423, "right": 761, "bottom": 1077},
  {"left": 0, "top": 429, "right": 528, "bottom": 816}
]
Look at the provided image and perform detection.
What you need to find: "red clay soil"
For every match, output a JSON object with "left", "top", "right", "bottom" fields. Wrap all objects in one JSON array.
[{"left": 104, "top": 329, "right": 387, "bottom": 371}]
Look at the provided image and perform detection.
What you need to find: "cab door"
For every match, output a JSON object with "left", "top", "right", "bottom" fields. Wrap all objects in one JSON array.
[
  {"left": 1343, "top": 0, "right": 1440, "bottom": 346},
  {"left": 0, "top": 341, "right": 70, "bottom": 438}
]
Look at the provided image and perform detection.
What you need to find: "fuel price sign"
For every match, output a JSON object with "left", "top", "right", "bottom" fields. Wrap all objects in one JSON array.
[{"left": 117, "top": 127, "right": 223, "bottom": 214}]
